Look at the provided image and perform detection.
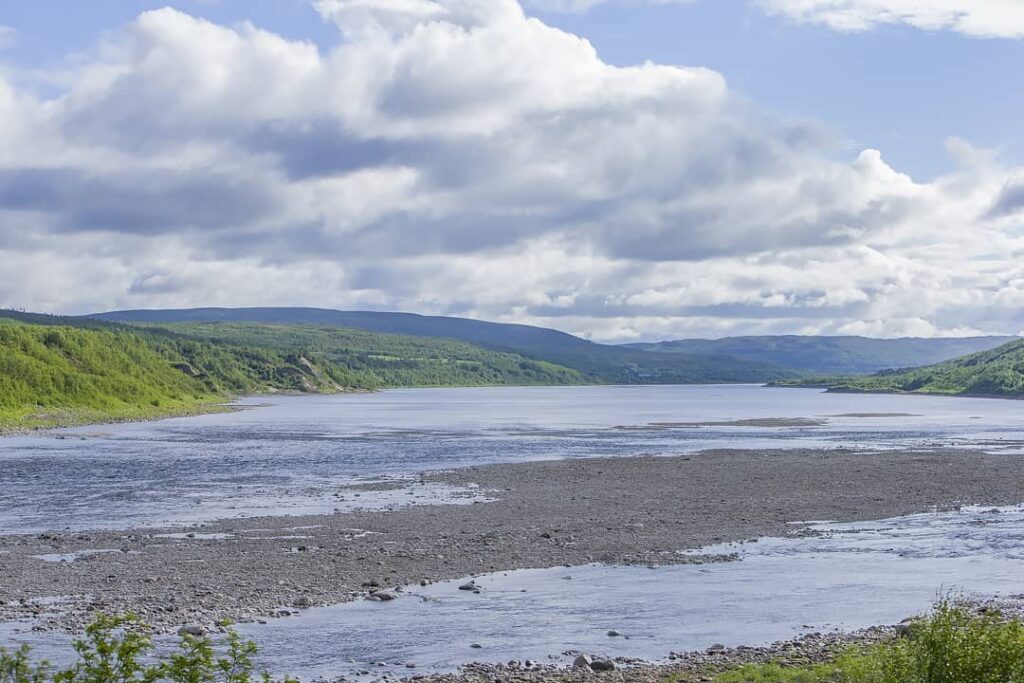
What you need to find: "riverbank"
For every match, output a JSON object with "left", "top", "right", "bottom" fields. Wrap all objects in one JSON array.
[
  {"left": 0, "top": 400, "right": 238, "bottom": 436},
  {"left": 3, "top": 447, "right": 1023, "bottom": 634}
]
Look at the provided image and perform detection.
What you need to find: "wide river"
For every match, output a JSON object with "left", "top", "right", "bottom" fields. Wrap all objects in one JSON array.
[
  {"left": 3, "top": 384, "right": 1024, "bottom": 534},
  {"left": 4, "top": 385, "right": 1024, "bottom": 676}
]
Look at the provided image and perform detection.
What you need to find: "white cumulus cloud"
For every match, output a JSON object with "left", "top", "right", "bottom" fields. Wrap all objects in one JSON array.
[{"left": 0, "top": 1, "right": 1020, "bottom": 340}]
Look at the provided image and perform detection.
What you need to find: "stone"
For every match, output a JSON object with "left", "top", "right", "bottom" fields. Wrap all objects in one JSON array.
[
  {"left": 573, "top": 654, "right": 593, "bottom": 669},
  {"left": 177, "top": 625, "right": 205, "bottom": 637},
  {"left": 606, "top": 630, "right": 621, "bottom": 637},
  {"left": 591, "top": 658, "right": 616, "bottom": 672},
  {"left": 367, "top": 590, "right": 397, "bottom": 601},
  {"left": 897, "top": 618, "right": 917, "bottom": 638}
]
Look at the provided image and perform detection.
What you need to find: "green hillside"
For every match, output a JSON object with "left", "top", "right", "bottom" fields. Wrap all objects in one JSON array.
[
  {"left": 91, "top": 308, "right": 799, "bottom": 384},
  {"left": 0, "top": 318, "right": 363, "bottom": 430},
  {"left": 144, "top": 322, "right": 586, "bottom": 387},
  {"left": 0, "top": 321, "right": 213, "bottom": 429},
  {"left": 0, "top": 311, "right": 588, "bottom": 430},
  {"left": 624, "top": 335, "right": 1014, "bottom": 375},
  {"left": 774, "top": 338, "right": 1024, "bottom": 398}
]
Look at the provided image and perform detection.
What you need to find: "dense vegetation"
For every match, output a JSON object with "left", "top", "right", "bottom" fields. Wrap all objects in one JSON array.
[
  {"left": 710, "top": 601, "right": 1024, "bottom": 683},
  {"left": 0, "top": 614, "right": 287, "bottom": 683},
  {"left": 773, "top": 338, "right": 1024, "bottom": 398},
  {"left": 0, "top": 322, "right": 212, "bottom": 430},
  {"left": 145, "top": 322, "right": 586, "bottom": 388},
  {"left": 0, "top": 311, "right": 587, "bottom": 429},
  {"left": 91, "top": 308, "right": 799, "bottom": 384},
  {"left": 625, "top": 335, "right": 1014, "bottom": 375}
]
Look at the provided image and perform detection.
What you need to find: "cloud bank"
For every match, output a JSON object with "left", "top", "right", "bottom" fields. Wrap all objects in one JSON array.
[
  {"left": 757, "top": 0, "right": 1024, "bottom": 38},
  {"left": 0, "top": 0, "right": 1021, "bottom": 341}
]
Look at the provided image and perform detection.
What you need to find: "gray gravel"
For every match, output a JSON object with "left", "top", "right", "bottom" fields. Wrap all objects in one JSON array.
[{"left": 2, "top": 447, "right": 1023, "bottom": 635}]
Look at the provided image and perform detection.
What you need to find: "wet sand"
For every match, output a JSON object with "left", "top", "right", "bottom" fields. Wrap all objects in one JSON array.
[{"left": 3, "top": 447, "right": 1024, "bottom": 636}]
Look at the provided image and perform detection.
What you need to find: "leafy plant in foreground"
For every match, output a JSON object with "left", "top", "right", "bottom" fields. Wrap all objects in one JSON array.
[
  {"left": 0, "top": 615, "right": 288, "bottom": 683},
  {"left": 715, "top": 599, "right": 1024, "bottom": 683}
]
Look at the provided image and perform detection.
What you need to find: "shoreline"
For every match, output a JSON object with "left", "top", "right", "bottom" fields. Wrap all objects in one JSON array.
[
  {"left": 0, "top": 401, "right": 237, "bottom": 437},
  {"left": 3, "top": 447, "right": 1024, "bottom": 634}
]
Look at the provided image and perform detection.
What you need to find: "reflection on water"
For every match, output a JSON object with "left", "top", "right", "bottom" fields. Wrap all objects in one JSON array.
[
  {"left": 2, "top": 385, "right": 1024, "bottom": 533},
  {"left": 6, "top": 506, "right": 1024, "bottom": 679}
]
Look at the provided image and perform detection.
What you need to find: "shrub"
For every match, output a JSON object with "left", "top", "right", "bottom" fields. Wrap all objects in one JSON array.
[
  {"left": 0, "top": 614, "right": 290, "bottom": 683},
  {"left": 716, "top": 599, "right": 1024, "bottom": 683}
]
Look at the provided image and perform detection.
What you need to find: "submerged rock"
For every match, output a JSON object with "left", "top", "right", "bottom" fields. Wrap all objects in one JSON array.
[{"left": 367, "top": 590, "right": 398, "bottom": 602}]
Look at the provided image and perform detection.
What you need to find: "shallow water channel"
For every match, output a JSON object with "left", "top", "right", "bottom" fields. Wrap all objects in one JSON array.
[
  {"left": 5, "top": 505, "right": 1024, "bottom": 679},
  {"left": 4, "top": 385, "right": 1024, "bottom": 534}
]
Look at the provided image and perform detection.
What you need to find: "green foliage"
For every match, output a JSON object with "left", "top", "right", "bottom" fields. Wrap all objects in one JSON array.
[
  {"left": 0, "top": 614, "right": 286, "bottom": 683},
  {"left": 627, "top": 335, "right": 1012, "bottom": 376},
  {"left": 0, "top": 321, "right": 212, "bottom": 430},
  {"left": 775, "top": 338, "right": 1024, "bottom": 397},
  {"left": 55, "top": 614, "right": 158, "bottom": 683},
  {"left": 0, "top": 319, "right": 365, "bottom": 430},
  {"left": 0, "top": 312, "right": 589, "bottom": 430},
  {"left": 142, "top": 322, "right": 587, "bottom": 388},
  {"left": 0, "top": 646, "right": 49, "bottom": 683},
  {"left": 714, "top": 600, "right": 1024, "bottom": 683},
  {"left": 91, "top": 307, "right": 799, "bottom": 385}
]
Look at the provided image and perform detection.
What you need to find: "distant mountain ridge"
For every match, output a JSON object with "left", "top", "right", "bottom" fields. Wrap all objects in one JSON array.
[
  {"left": 774, "top": 338, "right": 1024, "bottom": 398},
  {"left": 623, "top": 335, "right": 1016, "bottom": 375},
  {"left": 90, "top": 307, "right": 799, "bottom": 385}
]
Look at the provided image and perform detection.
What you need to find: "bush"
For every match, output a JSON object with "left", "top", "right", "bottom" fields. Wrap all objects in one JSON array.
[
  {"left": 0, "top": 614, "right": 290, "bottom": 683},
  {"left": 716, "top": 600, "right": 1024, "bottom": 683}
]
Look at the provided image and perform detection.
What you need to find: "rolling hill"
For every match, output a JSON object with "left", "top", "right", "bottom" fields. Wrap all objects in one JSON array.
[
  {"left": 0, "top": 321, "right": 214, "bottom": 429},
  {"left": 0, "top": 310, "right": 588, "bottom": 429},
  {"left": 623, "top": 335, "right": 1015, "bottom": 375},
  {"left": 90, "top": 308, "right": 799, "bottom": 384},
  {"left": 138, "top": 322, "right": 587, "bottom": 388},
  {"left": 776, "top": 338, "right": 1024, "bottom": 398}
]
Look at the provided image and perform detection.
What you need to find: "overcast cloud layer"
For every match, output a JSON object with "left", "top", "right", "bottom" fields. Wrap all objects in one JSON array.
[{"left": 0, "top": 0, "right": 1022, "bottom": 341}]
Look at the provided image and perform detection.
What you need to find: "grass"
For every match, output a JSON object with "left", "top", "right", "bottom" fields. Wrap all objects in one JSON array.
[{"left": 707, "top": 600, "right": 1024, "bottom": 683}]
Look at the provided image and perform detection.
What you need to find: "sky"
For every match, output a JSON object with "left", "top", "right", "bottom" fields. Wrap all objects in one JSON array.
[{"left": 0, "top": 0, "right": 1022, "bottom": 341}]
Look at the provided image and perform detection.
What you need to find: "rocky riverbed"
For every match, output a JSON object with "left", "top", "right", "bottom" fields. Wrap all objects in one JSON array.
[{"left": 2, "top": 447, "right": 1023, "bottom": 636}]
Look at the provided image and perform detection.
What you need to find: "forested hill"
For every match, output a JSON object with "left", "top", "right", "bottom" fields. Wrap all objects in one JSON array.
[
  {"left": 0, "top": 321, "right": 212, "bottom": 430},
  {"left": 774, "top": 338, "right": 1024, "bottom": 398},
  {"left": 0, "top": 317, "right": 361, "bottom": 430},
  {"left": 0, "top": 311, "right": 587, "bottom": 430},
  {"left": 90, "top": 308, "right": 798, "bottom": 384},
  {"left": 137, "top": 322, "right": 587, "bottom": 388},
  {"left": 624, "top": 335, "right": 1015, "bottom": 375}
]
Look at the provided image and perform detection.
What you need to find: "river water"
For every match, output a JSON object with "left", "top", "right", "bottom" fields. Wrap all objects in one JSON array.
[
  {"left": 2, "top": 385, "right": 1024, "bottom": 534},
  {"left": 5, "top": 506, "right": 1024, "bottom": 678},
  {"left": 3, "top": 385, "right": 1024, "bottom": 676}
]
